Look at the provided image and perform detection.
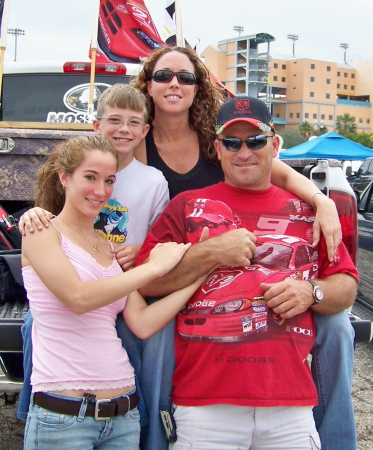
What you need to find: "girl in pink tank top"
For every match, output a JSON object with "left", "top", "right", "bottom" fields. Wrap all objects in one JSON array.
[{"left": 22, "top": 136, "right": 203, "bottom": 450}]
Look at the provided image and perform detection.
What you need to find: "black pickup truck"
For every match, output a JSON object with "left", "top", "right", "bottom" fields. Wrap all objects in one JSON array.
[{"left": 347, "top": 157, "right": 373, "bottom": 198}]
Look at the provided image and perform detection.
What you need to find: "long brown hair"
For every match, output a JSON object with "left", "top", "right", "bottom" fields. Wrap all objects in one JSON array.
[
  {"left": 132, "top": 47, "right": 225, "bottom": 160},
  {"left": 35, "top": 136, "right": 117, "bottom": 215}
]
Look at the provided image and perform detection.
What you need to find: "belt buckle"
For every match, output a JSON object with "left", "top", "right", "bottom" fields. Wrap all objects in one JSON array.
[{"left": 94, "top": 399, "right": 111, "bottom": 421}]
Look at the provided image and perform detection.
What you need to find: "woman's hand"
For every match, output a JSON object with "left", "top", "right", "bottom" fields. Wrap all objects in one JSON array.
[
  {"left": 148, "top": 242, "right": 192, "bottom": 277},
  {"left": 312, "top": 194, "right": 342, "bottom": 261},
  {"left": 18, "top": 207, "right": 54, "bottom": 235}
]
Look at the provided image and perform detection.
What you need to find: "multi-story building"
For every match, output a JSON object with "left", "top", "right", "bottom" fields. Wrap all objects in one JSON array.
[{"left": 201, "top": 34, "right": 372, "bottom": 134}]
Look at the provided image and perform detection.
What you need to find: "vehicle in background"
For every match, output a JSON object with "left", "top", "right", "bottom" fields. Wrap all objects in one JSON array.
[
  {"left": 353, "top": 181, "right": 373, "bottom": 323},
  {"left": 347, "top": 157, "right": 373, "bottom": 199},
  {"left": 282, "top": 158, "right": 373, "bottom": 341},
  {"left": 0, "top": 60, "right": 140, "bottom": 215}
]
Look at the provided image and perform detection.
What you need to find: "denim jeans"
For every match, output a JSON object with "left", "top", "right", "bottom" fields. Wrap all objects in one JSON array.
[
  {"left": 312, "top": 311, "right": 357, "bottom": 450},
  {"left": 24, "top": 390, "right": 140, "bottom": 449},
  {"left": 17, "top": 309, "right": 33, "bottom": 420},
  {"left": 18, "top": 311, "right": 357, "bottom": 450}
]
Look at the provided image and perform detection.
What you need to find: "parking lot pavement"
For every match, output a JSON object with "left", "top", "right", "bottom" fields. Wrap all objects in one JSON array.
[
  {"left": 353, "top": 342, "right": 373, "bottom": 449},
  {"left": 0, "top": 341, "right": 372, "bottom": 449}
]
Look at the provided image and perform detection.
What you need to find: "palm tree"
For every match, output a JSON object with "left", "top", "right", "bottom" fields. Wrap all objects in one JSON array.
[
  {"left": 335, "top": 113, "right": 357, "bottom": 135},
  {"left": 298, "top": 121, "right": 315, "bottom": 140}
]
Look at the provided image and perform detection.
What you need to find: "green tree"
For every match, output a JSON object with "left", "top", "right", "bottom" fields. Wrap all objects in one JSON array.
[
  {"left": 298, "top": 121, "right": 315, "bottom": 140},
  {"left": 343, "top": 132, "right": 373, "bottom": 149},
  {"left": 281, "top": 129, "right": 304, "bottom": 149},
  {"left": 314, "top": 125, "right": 328, "bottom": 136},
  {"left": 335, "top": 113, "right": 357, "bottom": 135}
]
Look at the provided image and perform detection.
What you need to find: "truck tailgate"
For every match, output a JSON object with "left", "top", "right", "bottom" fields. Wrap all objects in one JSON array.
[{"left": 0, "top": 300, "right": 29, "bottom": 352}]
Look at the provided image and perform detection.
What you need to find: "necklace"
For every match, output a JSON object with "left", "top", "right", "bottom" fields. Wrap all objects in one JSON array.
[{"left": 59, "top": 217, "right": 101, "bottom": 253}]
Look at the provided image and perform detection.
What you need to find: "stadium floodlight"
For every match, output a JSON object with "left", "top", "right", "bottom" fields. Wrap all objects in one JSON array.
[
  {"left": 7, "top": 28, "right": 25, "bottom": 61},
  {"left": 287, "top": 34, "right": 298, "bottom": 57}
]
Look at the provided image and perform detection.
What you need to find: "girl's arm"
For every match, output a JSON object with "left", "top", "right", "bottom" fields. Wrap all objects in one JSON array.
[
  {"left": 22, "top": 227, "right": 191, "bottom": 315},
  {"left": 271, "top": 158, "right": 341, "bottom": 261},
  {"left": 123, "top": 276, "right": 206, "bottom": 339}
]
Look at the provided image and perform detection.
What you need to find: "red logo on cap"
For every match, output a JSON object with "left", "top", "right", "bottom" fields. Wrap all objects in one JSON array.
[{"left": 235, "top": 99, "right": 250, "bottom": 111}]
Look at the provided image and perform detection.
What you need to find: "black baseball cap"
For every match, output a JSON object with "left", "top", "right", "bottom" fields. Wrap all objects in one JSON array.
[{"left": 216, "top": 97, "right": 275, "bottom": 135}]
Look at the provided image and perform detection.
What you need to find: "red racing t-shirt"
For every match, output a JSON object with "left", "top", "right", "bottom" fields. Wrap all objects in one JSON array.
[{"left": 137, "top": 182, "right": 359, "bottom": 408}]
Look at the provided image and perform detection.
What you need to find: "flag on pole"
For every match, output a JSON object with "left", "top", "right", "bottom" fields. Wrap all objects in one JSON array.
[
  {"left": 0, "top": 0, "right": 11, "bottom": 96},
  {"left": 94, "top": 0, "right": 166, "bottom": 64},
  {"left": 0, "top": 0, "right": 10, "bottom": 45},
  {"left": 163, "top": 0, "right": 187, "bottom": 47},
  {"left": 163, "top": 0, "right": 176, "bottom": 46}
]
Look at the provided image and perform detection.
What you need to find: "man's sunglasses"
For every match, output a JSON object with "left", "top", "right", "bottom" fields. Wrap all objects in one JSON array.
[
  {"left": 217, "top": 135, "right": 274, "bottom": 152},
  {"left": 152, "top": 70, "right": 197, "bottom": 85}
]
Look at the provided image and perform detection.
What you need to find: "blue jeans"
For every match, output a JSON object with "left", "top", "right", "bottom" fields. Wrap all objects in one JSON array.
[
  {"left": 18, "top": 311, "right": 357, "bottom": 450},
  {"left": 312, "top": 311, "right": 357, "bottom": 450},
  {"left": 17, "top": 312, "right": 148, "bottom": 427},
  {"left": 17, "top": 309, "right": 33, "bottom": 420},
  {"left": 24, "top": 390, "right": 140, "bottom": 449}
]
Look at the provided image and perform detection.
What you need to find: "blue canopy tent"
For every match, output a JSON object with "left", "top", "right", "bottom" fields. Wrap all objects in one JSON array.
[{"left": 279, "top": 132, "right": 373, "bottom": 160}]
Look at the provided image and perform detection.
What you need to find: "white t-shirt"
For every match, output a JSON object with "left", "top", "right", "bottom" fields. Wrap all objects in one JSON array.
[{"left": 94, "top": 158, "right": 169, "bottom": 245}]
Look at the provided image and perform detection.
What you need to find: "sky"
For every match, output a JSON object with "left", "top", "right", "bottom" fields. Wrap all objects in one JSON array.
[{"left": 3, "top": 0, "right": 373, "bottom": 65}]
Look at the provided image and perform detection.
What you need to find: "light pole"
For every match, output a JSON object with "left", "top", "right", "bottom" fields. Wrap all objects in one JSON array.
[
  {"left": 7, "top": 28, "right": 25, "bottom": 61},
  {"left": 233, "top": 26, "right": 244, "bottom": 37},
  {"left": 287, "top": 34, "right": 298, "bottom": 57},
  {"left": 340, "top": 43, "right": 349, "bottom": 63},
  {"left": 315, "top": 121, "right": 325, "bottom": 136}
]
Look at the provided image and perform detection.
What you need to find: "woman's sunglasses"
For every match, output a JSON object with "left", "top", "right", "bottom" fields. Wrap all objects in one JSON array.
[
  {"left": 152, "top": 70, "right": 197, "bottom": 85},
  {"left": 217, "top": 135, "right": 274, "bottom": 152}
]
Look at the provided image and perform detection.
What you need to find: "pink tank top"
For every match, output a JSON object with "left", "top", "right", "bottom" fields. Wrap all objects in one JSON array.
[{"left": 22, "top": 231, "right": 135, "bottom": 393}]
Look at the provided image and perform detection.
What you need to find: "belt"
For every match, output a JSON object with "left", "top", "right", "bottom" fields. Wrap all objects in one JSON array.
[{"left": 33, "top": 391, "right": 139, "bottom": 421}]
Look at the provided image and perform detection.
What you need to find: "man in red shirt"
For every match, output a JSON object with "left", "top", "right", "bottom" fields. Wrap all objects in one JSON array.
[{"left": 137, "top": 97, "right": 358, "bottom": 449}]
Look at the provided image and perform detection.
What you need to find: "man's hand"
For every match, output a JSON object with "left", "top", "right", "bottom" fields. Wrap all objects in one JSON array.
[
  {"left": 112, "top": 244, "right": 142, "bottom": 271},
  {"left": 261, "top": 273, "right": 357, "bottom": 317},
  {"left": 261, "top": 280, "right": 314, "bottom": 319},
  {"left": 207, "top": 228, "right": 257, "bottom": 269}
]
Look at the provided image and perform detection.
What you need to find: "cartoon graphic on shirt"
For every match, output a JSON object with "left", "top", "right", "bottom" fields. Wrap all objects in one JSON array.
[{"left": 94, "top": 199, "right": 129, "bottom": 244}]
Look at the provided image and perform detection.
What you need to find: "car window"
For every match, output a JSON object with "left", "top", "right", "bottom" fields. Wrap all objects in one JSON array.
[
  {"left": 294, "top": 245, "right": 311, "bottom": 267},
  {"left": 1, "top": 73, "right": 130, "bottom": 122},
  {"left": 367, "top": 190, "right": 373, "bottom": 213},
  {"left": 367, "top": 160, "right": 373, "bottom": 176},
  {"left": 252, "top": 243, "right": 292, "bottom": 270},
  {"left": 307, "top": 246, "right": 319, "bottom": 263}
]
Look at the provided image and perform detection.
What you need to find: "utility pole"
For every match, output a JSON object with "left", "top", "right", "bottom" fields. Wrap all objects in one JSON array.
[
  {"left": 233, "top": 26, "right": 244, "bottom": 37},
  {"left": 7, "top": 28, "right": 25, "bottom": 61},
  {"left": 287, "top": 34, "right": 298, "bottom": 57},
  {"left": 340, "top": 43, "right": 349, "bottom": 63}
]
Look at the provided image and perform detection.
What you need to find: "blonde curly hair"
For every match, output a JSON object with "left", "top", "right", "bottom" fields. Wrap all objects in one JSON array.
[{"left": 132, "top": 47, "right": 226, "bottom": 160}]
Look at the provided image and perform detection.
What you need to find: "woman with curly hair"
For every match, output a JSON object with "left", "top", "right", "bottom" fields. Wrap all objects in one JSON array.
[{"left": 132, "top": 46, "right": 226, "bottom": 199}]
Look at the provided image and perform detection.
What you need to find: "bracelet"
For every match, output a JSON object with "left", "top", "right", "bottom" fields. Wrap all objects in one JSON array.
[{"left": 310, "top": 192, "right": 324, "bottom": 209}]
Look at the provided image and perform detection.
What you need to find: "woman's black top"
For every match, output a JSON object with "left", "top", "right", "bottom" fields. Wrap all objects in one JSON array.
[{"left": 145, "top": 128, "right": 224, "bottom": 199}]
